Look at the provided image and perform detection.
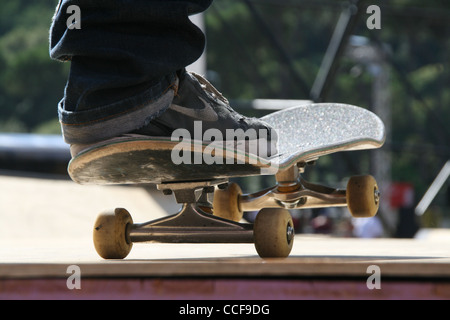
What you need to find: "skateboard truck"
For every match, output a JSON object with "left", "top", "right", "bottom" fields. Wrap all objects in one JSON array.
[
  {"left": 128, "top": 180, "right": 254, "bottom": 244},
  {"left": 240, "top": 162, "right": 348, "bottom": 211}
]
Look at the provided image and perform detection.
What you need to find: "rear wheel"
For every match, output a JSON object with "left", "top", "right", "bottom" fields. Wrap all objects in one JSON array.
[
  {"left": 93, "top": 208, "right": 133, "bottom": 259},
  {"left": 347, "top": 175, "right": 380, "bottom": 218}
]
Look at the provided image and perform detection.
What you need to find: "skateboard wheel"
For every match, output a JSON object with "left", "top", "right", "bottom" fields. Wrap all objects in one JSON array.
[
  {"left": 347, "top": 175, "right": 380, "bottom": 218},
  {"left": 212, "top": 182, "right": 243, "bottom": 222},
  {"left": 93, "top": 208, "right": 133, "bottom": 259},
  {"left": 253, "top": 208, "right": 294, "bottom": 258}
]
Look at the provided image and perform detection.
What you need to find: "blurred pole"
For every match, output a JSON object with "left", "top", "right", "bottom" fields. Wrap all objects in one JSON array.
[
  {"left": 187, "top": 13, "right": 207, "bottom": 75},
  {"left": 310, "top": 1, "right": 363, "bottom": 102},
  {"left": 371, "top": 60, "right": 394, "bottom": 234},
  {"left": 345, "top": 36, "right": 394, "bottom": 234},
  {"left": 415, "top": 160, "right": 450, "bottom": 216},
  {"left": 242, "top": 0, "right": 310, "bottom": 97}
]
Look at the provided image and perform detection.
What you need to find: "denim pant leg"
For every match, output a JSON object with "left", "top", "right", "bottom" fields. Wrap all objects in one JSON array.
[{"left": 49, "top": 0, "right": 212, "bottom": 144}]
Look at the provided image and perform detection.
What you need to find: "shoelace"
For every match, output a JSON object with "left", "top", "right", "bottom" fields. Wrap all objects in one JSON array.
[
  {"left": 190, "top": 72, "right": 229, "bottom": 105},
  {"left": 189, "top": 72, "right": 262, "bottom": 129}
]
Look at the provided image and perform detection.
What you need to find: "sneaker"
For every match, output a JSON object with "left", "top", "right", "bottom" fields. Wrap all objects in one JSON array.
[
  {"left": 133, "top": 70, "right": 277, "bottom": 156},
  {"left": 70, "top": 70, "right": 277, "bottom": 158}
]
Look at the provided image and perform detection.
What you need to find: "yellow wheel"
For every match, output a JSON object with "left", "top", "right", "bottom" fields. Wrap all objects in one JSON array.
[
  {"left": 253, "top": 208, "right": 294, "bottom": 258},
  {"left": 347, "top": 175, "right": 380, "bottom": 218},
  {"left": 212, "top": 182, "right": 243, "bottom": 222},
  {"left": 93, "top": 208, "right": 133, "bottom": 259}
]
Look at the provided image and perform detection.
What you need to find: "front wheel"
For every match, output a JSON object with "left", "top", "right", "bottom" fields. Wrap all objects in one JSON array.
[{"left": 253, "top": 208, "right": 294, "bottom": 258}]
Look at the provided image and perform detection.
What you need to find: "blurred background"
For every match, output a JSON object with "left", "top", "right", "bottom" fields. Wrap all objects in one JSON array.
[{"left": 0, "top": 0, "right": 449, "bottom": 240}]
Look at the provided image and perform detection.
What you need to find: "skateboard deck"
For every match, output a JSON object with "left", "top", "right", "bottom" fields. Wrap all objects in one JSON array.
[{"left": 68, "top": 103, "right": 385, "bottom": 185}]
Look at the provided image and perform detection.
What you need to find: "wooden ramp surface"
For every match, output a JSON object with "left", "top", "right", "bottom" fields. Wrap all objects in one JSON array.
[
  {"left": 1, "top": 233, "right": 450, "bottom": 300},
  {"left": 1, "top": 174, "right": 450, "bottom": 300}
]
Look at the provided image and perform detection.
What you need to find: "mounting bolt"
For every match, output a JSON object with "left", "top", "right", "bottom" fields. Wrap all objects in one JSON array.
[
  {"left": 162, "top": 189, "right": 173, "bottom": 195},
  {"left": 218, "top": 183, "right": 229, "bottom": 190},
  {"left": 203, "top": 186, "right": 215, "bottom": 193},
  {"left": 286, "top": 225, "right": 294, "bottom": 244},
  {"left": 374, "top": 189, "right": 380, "bottom": 205}
]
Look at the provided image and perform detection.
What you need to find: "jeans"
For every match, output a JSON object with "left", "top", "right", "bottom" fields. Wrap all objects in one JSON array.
[{"left": 49, "top": 0, "right": 212, "bottom": 144}]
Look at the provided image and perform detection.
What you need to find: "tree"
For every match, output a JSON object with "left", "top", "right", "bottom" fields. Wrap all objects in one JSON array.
[{"left": 0, "top": 0, "right": 68, "bottom": 133}]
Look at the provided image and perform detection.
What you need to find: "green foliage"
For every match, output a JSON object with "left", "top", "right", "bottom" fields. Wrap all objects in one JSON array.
[{"left": 0, "top": 0, "right": 68, "bottom": 133}]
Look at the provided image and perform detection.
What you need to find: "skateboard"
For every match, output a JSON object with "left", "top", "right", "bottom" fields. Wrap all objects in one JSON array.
[{"left": 68, "top": 103, "right": 385, "bottom": 259}]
